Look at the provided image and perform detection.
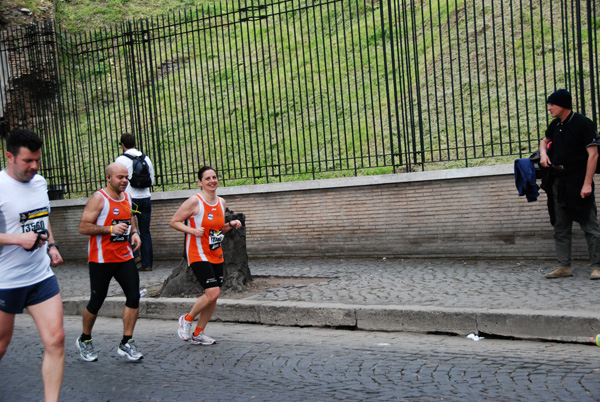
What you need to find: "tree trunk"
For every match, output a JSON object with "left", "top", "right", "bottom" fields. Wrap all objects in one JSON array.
[{"left": 158, "top": 210, "right": 251, "bottom": 297}]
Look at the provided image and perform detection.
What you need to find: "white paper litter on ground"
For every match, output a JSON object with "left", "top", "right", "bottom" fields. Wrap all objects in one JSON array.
[{"left": 467, "top": 333, "right": 484, "bottom": 341}]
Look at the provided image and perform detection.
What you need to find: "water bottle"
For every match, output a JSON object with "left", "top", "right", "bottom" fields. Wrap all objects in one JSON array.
[{"left": 139, "top": 288, "right": 147, "bottom": 297}]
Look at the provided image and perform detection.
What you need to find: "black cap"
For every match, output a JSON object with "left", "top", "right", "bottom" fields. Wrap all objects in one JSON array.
[{"left": 547, "top": 89, "right": 572, "bottom": 110}]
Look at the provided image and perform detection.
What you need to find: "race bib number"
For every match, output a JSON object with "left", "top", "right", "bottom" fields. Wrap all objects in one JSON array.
[
  {"left": 208, "top": 229, "right": 224, "bottom": 250},
  {"left": 20, "top": 207, "right": 49, "bottom": 234},
  {"left": 110, "top": 219, "right": 131, "bottom": 242}
]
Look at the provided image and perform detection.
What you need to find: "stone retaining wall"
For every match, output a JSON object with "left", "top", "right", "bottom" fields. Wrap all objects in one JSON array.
[{"left": 50, "top": 164, "right": 591, "bottom": 261}]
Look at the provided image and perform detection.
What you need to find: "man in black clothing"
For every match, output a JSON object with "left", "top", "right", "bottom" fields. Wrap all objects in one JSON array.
[{"left": 539, "top": 89, "right": 600, "bottom": 279}]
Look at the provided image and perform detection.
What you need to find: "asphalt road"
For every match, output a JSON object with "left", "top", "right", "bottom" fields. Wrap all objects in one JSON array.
[{"left": 2, "top": 316, "right": 599, "bottom": 401}]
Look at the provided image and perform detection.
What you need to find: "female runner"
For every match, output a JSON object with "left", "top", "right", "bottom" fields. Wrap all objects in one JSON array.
[{"left": 170, "top": 166, "right": 242, "bottom": 345}]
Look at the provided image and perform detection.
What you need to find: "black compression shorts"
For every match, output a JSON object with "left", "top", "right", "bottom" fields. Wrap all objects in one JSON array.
[
  {"left": 86, "top": 259, "right": 140, "bottom": 315},
  {"left": 190, "top": 261, "right": 223, "bottom": 289}
]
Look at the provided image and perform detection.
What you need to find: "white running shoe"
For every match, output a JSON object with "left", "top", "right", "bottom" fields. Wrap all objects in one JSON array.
[
  {"left": 117, "top": 339, "right": 143, "bottom": 361},
  {"left": 76, "top": 336, "right": 98, "bottom": 362},
  {"left": 178, "top": 314, "right": 192, "bottom": 341},
  {"left": 190, "top": 331, "right": 216, "bottom": 345}
]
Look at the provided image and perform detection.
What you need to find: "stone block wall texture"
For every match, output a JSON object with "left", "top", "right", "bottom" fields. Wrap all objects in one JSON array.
[{"left": 49, "top": 165, "right": 591, "bottom": 261}]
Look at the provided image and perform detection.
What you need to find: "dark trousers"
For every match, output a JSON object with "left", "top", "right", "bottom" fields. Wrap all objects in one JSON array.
[
  {"left": 552, "top": 180, "right": 600, "bottom": 268},
  {"left": 133, "top": 197, "right": 153, "bottom": 269}
]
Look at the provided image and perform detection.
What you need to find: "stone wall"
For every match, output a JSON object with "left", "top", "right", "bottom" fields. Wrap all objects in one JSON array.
[{"left": 50, "top": 164, "right": 591, "bottom": 261}]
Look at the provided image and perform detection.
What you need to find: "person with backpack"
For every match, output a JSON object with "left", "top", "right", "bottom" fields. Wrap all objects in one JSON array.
[
  {"left": 116, "top": 133, "right": 155, "bottom": 272},
  {"left": 538, "top": 89, "right": 600, "bottom": 280}
]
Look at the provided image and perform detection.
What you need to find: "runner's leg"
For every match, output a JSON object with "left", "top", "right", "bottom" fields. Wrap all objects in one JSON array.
[
  {"left": 0, "top": 310, "right": 15, "bottom": 360},
  {"left": 113, "top": 260, "right": 140, "bottom": 336},
  {"left": 28, "top": 293, "right": 65, "bottom": 402},
  {"left": 196, "top": 287, "right": 219, "bottom": 330}
]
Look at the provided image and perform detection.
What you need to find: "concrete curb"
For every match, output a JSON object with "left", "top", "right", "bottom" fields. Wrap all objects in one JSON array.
[{"left": 63, "top": 297, "right": 600, "bottom": 344}]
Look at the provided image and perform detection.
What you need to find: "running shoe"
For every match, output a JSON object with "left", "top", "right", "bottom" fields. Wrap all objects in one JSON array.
[
  {"left": 76, "top": 336, "right": 98, "bottom": 362},
  {"left": 190, "top": 331, "right": 216, "bottom": 345},
  {"left": 178, "top": 314, "right": 192, "bottom": 341},
  {"left": 117, "top": 339, "right": 144, "bottom": 361}
]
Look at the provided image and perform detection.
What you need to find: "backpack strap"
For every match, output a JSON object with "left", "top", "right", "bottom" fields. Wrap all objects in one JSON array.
[{"left": 122, "top": 153, "right": 145, "bottom": 160}]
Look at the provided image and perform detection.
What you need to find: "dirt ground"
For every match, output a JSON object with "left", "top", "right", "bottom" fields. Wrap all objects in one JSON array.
[
  {"left": 220, "top": 276, "right": 327, "bottom": 300},
  {"left": 0, "top": 0, "right": 53, "bottom": 29}
]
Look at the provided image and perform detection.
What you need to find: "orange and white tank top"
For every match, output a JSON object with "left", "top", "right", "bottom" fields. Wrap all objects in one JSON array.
[
  {"left": 186, "top": 194, "right": 225, "bottom": 265},
  {"left": 88, "top": 189, "right": 134, "bottom": 263}
]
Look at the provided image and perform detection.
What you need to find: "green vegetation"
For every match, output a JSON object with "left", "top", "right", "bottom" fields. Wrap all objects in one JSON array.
[
  {"left": 6, "top": 1, "right": 599, "bottom": 195},
  {"left": 55, "top": 0, "right": 218, "bottom": 33}
]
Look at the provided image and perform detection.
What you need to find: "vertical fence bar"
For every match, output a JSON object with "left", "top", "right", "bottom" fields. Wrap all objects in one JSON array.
[
  {"left": 587, "top": 0, "right": 597, "bottom": 124},
  {"left": 144, "top": 20, "right": 162, "bottom": 185},
  {"left": 481, "top": 0, "right": 495, "bottom": 156},
  {"left": 254, "top": 8, "right": 268, "bottom": 180},
  {"left": 296, "top": 4, "right": 310, "bottom": 177},
  {"left": 339, "top": 2, "right": 354, "bottom": 174},
  {"left": 575, "top": 0, "right": 585, "bottom": 115},
  {"left": 370, "top": 1, "right": 387, "bottom": 168},
  {"left": 191, "top": 10, "right": 207, "bottom": 180},
  {"left": 212, "top": 7, "right": 227, "bottom": 180},
  {"left": 517, "top": 0, "right": 528, "bottom": 155},
  {"left": 312, "top": 3, "right": 325, "bottom": 174},
  {"left": 224, "top": 5, "right": 243, "bottom": 181},
  {"left": 326, "top": 2, "right": 340, "bottom": 172},
  {"left": 419, "top": 2, "right": 432, "bottom": 164},
  {"left": 528, "top": 0, "right": 541, "bottom": 149},
  {"left": 472, "top": 0, "right": 484, "bottom": 157},
  {"left": 146, "top": 15, "right": 162, "bottom": 189},
  {"left": 594, "top": 0, "right": 600, "bottom": 124},
  {"left": 52, "top": 27, "right": 73, "bottom": 196},
  {"left": 307, "top": 3, "right": 321, "bottom": 174}
]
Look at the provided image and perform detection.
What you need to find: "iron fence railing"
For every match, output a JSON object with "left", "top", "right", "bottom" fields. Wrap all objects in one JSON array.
[{"left": 0, "top": 0, "right": 598, "bottom": 199}]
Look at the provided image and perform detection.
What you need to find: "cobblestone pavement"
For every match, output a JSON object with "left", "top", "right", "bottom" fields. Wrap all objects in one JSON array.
[
  {"left": 55, "top": 257, "right": 600, "bottom": 312},
  {"left": 2, "top": 316, "right": 600, "bottom": 401}
]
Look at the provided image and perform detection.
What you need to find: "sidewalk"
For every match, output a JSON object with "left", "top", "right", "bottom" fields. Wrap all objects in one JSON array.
[{"left": 55, "top": 257, "right": 600, "bottom": 343}]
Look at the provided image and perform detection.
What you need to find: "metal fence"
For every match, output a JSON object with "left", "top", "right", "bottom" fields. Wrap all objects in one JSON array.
[{"left": 0, "top": 0, "right": 598, "bottom": 198}]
